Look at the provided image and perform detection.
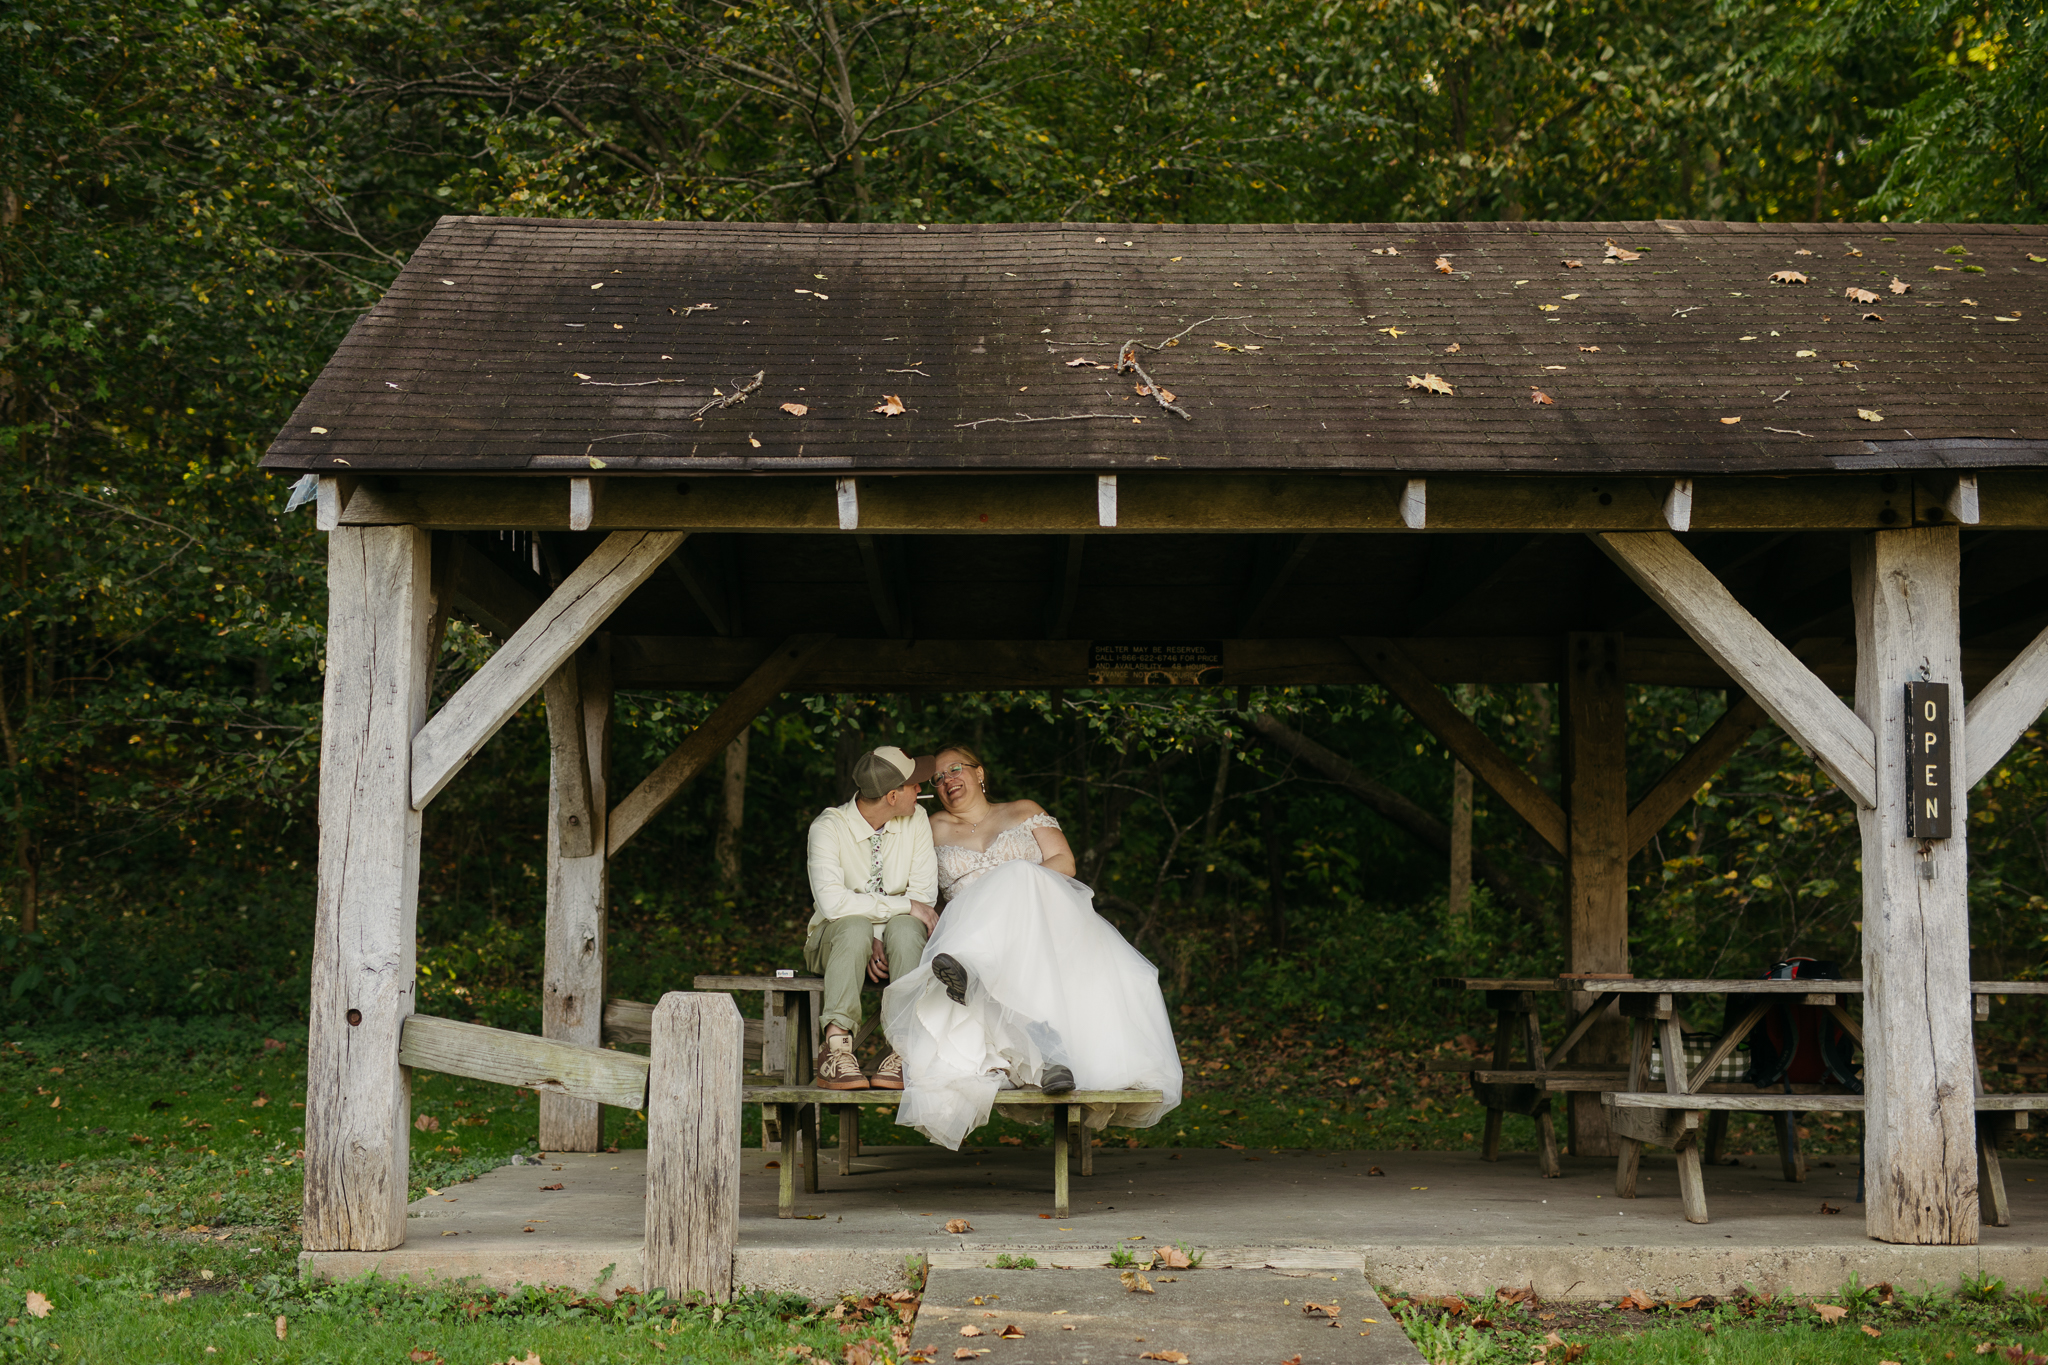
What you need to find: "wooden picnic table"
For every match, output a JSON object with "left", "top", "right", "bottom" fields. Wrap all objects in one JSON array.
[{"left": 1438, "top": 975, "right": 2048, "bottom": 1225}]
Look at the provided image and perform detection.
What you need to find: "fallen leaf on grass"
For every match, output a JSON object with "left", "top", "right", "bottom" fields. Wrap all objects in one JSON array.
[
  {"left": 1845, "top": 287, "right": 1880, "bottom": 304},
  {"left": 873, "top": 395, "right": 906, "bottom": 416},
  {"left": 1405, "top": 373, "right": 1454, "bottom": 396},
  {"left": 944, "top": 1219, "right": 972, "bottom": 1234},
  {"left": 1813, "top": 1304, "right": 1849, "bottom": 1324},
  {"left": 409, "top": 1352, "right": 442, "bottom": 1363},
  {"left": 275, "top": 1316, "right": 289, "bottom": 1342},
  {"left": 1435, "top": 256, "right": 1455, "bottom": 274},
  {"left": 998, "top": 1136, "right": 1022, "bottom": 1146},
  {"left": 414, "top": 1115, "right": 440, "bottom": 1132},
  {"left": 1617, "top": 1291, "right": 1658, "bottom": 1312},
  {"left": 1604, "top": 240, "right": 1642, "bottom": 262},
  {"left": 1120, "top": 1271, "right": 1155, "bottom": 1294},
  {"left": 23, "top": 1293, "right": 50, "bottom": 1320},
  {"left": 251, "top": 1095, "right": 269, "bottom": 1108},
  {"left": 1857, "top": 409, "right": 1885, "bottom": 422},
  {"left": 1138, "top": 1353, "right": 1189, "bottom": 1364},
  {"left": 1770, "top": 270, "right": 1810, "bottom": 284},
  {"left": 1672, "top": 1298, "right": 1702, "bottom": 1310},
  {"left": 1530, "top": 389, "right": 1556, "bottom": 406},
  {"left": 1979, "top": 1343, "right": 1998, "bottom": 1354},
  {"left": 1861, "top": 1324, "right": 1883, "bottom": 1338},
  {"left": 780, "top": 402, "right": 809, "bottom": 416}
]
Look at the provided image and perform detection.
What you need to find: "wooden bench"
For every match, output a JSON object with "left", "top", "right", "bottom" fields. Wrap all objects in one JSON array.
[{"left": 748, "top": 1086, "right": 1165, "bottom": 1219}]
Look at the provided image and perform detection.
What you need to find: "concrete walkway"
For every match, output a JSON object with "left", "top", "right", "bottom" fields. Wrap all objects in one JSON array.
[{"left": 301, "top": 1144, "right": 2048, "bottom": 1303}]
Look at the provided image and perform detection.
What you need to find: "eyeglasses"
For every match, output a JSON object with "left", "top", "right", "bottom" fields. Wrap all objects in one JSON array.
[{"left": 936, "top": 763, "right": 974, "bottom": 778}]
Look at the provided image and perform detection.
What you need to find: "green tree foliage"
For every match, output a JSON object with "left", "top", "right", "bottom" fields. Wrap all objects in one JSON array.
[{"left": 0, "top": 0, "right": 2043, "bottom": 1029}]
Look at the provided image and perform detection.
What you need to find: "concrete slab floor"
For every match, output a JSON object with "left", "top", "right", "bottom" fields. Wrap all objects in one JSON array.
[
  {"left": 301, "top": 1145, "right": 2048, "bottom": 1304},
  {"left": 916, "top": 1266, "right": 1421, "bottom": 1365}
]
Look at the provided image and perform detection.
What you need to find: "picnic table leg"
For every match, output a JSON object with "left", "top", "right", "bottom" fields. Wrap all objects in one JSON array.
[
  {"left": 839, "top": 1104, "right": 859, "bottom": 1177},
  {"left": 1053, "top": 1104, "right": 1071, "bottom": 1218},
  {"left": 1775, "top": 1112, "right": 1806, "bottom": 1183},
  {"left": 1705, "top": 1110, "right": 1729, "bottom": 1165},
  {"left": 777, "top": 1102, "right": 797, "bottom": 1219},
  {"left": 1658, "top": 1013, "right": 1709, "bottom": 1223},
  {"left": 1533, "top": 1098, "right": 1562, "bottom": 1179},
  {"left": 1978, "top": 1115, "right": 2012, "bottom": 1228},
  {"left": 1480, "top": 1008, "right": 1515, "bottom": 1161},
  {"left": 802, "top": 1101, "right": 821, "bottom": 1194},
  {"left": 1615, "top": 1016, "right": 1651, "bottom": 1197},
  {"left": 1080, "top": 1121, "right": 1094, "bottom": 1177}
]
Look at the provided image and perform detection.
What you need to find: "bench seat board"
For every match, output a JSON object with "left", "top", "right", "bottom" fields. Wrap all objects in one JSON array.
[{"left": 744, "top": 1087, "right": 1161, "bottom": 1106}]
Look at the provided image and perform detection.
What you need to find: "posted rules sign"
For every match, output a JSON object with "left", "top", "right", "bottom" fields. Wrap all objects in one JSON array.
[{"left": 1905, "top": 681, "right": 1952, "bottom": 839}]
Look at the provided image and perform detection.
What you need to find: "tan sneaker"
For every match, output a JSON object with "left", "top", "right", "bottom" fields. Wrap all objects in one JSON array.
[
  {"left": 814, "top": 1034, "right": 870, "bottom": 1091},
  {"left": 869, "top": 1051, "right": 905, "bottom": 1090}
]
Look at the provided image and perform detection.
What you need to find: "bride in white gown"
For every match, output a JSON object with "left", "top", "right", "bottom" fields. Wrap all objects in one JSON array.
[{"left": 880, "top": 743, "right": 1183, "bottom": 1150}]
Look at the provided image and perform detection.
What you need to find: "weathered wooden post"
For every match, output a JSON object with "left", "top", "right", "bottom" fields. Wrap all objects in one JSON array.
[
  {"left": 645, "top": 991, "right": 742, "bottom": 1302},
  {"left": 542, "top": 640, "right": 613, "bottom": 1151},
  {"left": 1564, "top": 631, "right": 1629, "bottom": 1156},
  {"left": 304, "top": 524, "right": 437, "bottom": 1250},
  {"left": 1853, "top": 524, "right": 1978, "bottom": 1244}
]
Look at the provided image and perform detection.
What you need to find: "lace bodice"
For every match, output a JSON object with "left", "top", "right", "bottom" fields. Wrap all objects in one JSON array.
[{"left": 935, "top": 812, "right": 1061, "bottom": 899}]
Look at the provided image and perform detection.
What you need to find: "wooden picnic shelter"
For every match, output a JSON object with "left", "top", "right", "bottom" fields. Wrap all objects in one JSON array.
[{"left": 261, "top": 216, "right": 2048, "bottom": 1290}]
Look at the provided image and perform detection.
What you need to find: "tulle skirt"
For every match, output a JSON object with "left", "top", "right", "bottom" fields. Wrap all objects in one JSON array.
[{"left": 880, "top": 859, "right": 1183, "bottom": 1150}]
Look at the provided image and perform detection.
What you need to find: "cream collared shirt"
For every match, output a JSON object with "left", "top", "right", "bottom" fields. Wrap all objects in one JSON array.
[{"left": 804, "top": 797, "right": 938, "bottom": 941}]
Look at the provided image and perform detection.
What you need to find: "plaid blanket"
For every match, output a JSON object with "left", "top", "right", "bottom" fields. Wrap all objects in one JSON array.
[{"left": 1648, "top": 1033, "right": 1751, "bottom": 1083}]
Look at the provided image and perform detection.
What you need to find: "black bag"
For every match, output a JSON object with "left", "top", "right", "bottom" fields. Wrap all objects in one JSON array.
[{"left": 1734, "top": 958, "right": 1862, "bottom": 1093}]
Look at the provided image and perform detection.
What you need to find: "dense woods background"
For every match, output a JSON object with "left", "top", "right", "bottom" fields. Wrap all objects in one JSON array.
[{"left": 1, "top": 0, "right": 2044, "bottom": 1038}]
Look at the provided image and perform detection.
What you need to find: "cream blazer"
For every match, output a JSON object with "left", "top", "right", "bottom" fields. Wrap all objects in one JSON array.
[{"left": 804, "top": 797, "right": 938, "bottom": 942}]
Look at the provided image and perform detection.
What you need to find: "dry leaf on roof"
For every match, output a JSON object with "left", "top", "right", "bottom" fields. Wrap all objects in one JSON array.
[
  {"left": 1378, "top": 326, "right": 1406, "bottom": 338},
  {"left": 1962, "top": 297, "right": 1978, "bottom": 305},
  {"left": 1543, "top": 364, "right": 1567, "bottom": 370},
  {"left": 1242, "top": 344, "right": 1263, "bottom": 351},
  {"left": 2030, "top": 254, "right": 2048, "bottom": 263},
  {"left": 1858, "top": 408, "right": 1884, "bottom": 422},
  {"left": 1604, "top": 240, "right": 1642, "bottom": 262},
  {"left": 1845, "top": 247, "right": 1864, "bottom": 257},
  {"left": 1996, "top": 315, "right": 2022, "bottom": 322},
  {"left": 1530, "top": 389, "right": 1556, "bottom": 406},
  {"left": 1406, "top": 373, "right": 1454, "bottom": 396},
  {"left": 1562, "top": 259, "right": 1584, "bottom": 268},
  {"left": 780, "top": 402, "right": 809, "bottom": 416},
  {"left": 1796, "top": 349, "right": 1818, "bottom": 357},
  {"left": 1537, "top": 303, "right": 1560, "bottom": 312},
  {"left": 1135, "top": 383, "right": 1177, "bottom": 404},
  {"left": 874, "top": 395, "right": 907, "bottom": 416},
  {"left": 1065, "top": 357, "right": 1109, "bottom": 369},
  {"left": 1889, "top": 277, "right": 1912, "bottom": 295},
  {"left": 944, "top": 1219, "right": 972, "bottom": 1234},
  {"left": 590, "top": 282, "right": 603, "bottom": 290},
  {"left": 1813, "top": 1304, "right": 1849, "bottom": 1324},
  {"left": 1719, "top": 416, "right": 1742, "bottom": 425},
  {"left": 1845, "top": 287, "right": 1880, "bottom": 303},
  {"left": 1211, "top": 340, "right": 1242, "bottom": 352},
  {"left": 1370, "top": 246, "right": 1400, "bottom": 256},
  {"left": 1434, "top": 256, "right": 1455, "bottom": 274},
  {"left": 1561, "top": 293, "right": 1582, "bottom": 300},
  {"left": 1579, "top": 345, "right": 1601, "bottom": 352},
  {"left": 1770, "top": 270, "right": 1810, "bottom": 284},
  {"left": 1794, "top": 248, "right": 1815, "bottom": 256},
  {"left": 1444, "top": 342, "right": 1461, "bottom": 353},
  {"left": 1862, "top": 312, "right": 1885, "bottom": 322}
]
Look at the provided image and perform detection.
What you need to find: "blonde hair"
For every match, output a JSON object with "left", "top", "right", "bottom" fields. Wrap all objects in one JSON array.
[{"left": 935, "top": 742, "right": 985, "bottom": 771}]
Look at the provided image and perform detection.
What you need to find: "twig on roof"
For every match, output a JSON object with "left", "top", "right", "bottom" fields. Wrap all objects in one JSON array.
[
  {"left": 1241, "top": 323, "right": 1285, "bottom": 341},
  {"left": 1135, "top": 315, "right": 1253, "bottom": 351},
  {"left": 1771, "top": 390, "right": 1791, "bottom": 403},
  {"left": 578, "top": 377, "right": 691, "bottom": 388},
  {"left": 1763, "top": 427, "right": 1815, "bottom": 437},
  {"left": 689, "top": 370, "right": 766, "bottom": 420},
  {"left": 887, "top": 368, "right": 932, "bottom": 377},
  {"left": 1117, "top": 342, "right": 1193, "bottom": 421},
  {"left": 953, "top": 413, "right": 1131, "bottom": 429}
]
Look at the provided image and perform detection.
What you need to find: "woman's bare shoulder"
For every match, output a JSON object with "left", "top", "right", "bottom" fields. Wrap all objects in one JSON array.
[{"left": 1001, "top": 798, "right": 1047, "bottom": 818}]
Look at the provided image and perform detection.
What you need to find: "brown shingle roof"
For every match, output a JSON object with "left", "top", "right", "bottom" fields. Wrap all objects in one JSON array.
[{"left": 260, "top": 217, "right": 2048, "bottom": 476}]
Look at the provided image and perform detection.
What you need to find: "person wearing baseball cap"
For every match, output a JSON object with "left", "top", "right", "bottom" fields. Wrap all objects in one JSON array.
[{"left": 801, "top": 745, "right": 940, "bottom": 1090}]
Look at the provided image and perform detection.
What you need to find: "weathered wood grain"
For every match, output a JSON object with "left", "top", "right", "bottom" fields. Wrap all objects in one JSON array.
[
  {"left": 1565, "top": 632, "right": 1631, "bottom": 1157},
  {"left": 1853, "top": 525, "right": 1980, "bottom": 1245},
  {"left": 607, "top": 634, "right": 831, "bottom": 857},
  {"left": 1625, "top": 694, "right": 1768, "bottom": 856},
  {"left": 645, "top": 993, "right": 743, "bottom": 1302},
  {"left": 1346, "top": 636, "right": 1568, "bottom": 853},
  {"left": 1964, "top": 621, "right": 2048, "bottom": 789},
  {"left": 411, "top": 530, "right": 685, "bottom": 809},
  {"left": 606, "top": 997, "right": 766, "bottom": 1056},
  {"left": 397, "top": 1013, "right": 649, "bottom": 1109},
  {"left": 1596, "top": 531, "right": 1877, "bottom": 808},
  {"left": 542, "top": 642, "right": 612, "bottom": 1150},
  {"left": 304, "top": 525, "right": 435, "bottom": 1252}
]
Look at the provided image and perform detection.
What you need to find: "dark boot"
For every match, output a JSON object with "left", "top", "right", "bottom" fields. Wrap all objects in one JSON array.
[
  {"left": 1041, "top": 1064, "right": 1076, "bottom": 1096},
  {"left": 932, "top": 953, "right": 970, "bottom": 1005}
]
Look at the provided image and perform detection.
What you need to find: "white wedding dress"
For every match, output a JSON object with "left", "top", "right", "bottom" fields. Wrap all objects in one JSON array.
[{"left": 879, "top": 813, "right": 1183, "bottom": 1150}]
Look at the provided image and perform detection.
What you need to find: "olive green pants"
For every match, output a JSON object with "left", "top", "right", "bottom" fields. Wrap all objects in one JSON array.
[{"left": 803, "top": 913, "right": 929, "bottom": 1034}]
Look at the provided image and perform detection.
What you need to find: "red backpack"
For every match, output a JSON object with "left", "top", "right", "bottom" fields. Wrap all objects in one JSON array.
[{"left": 1736, "top": 958, "right": 1862, "bottom": 1093}]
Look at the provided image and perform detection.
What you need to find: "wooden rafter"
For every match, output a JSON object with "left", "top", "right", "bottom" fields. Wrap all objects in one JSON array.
[{"left": 1965, "top": 620, "right": 2048, "bottom": 789}]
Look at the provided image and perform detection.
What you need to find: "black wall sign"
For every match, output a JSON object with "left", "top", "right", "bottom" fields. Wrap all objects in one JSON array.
[
  {"left": 1087, "top": 641, "right": 1223, "bottom": 687},
  {"left": 1905, "top": 680, "right": 1952, "bottom": 839}
]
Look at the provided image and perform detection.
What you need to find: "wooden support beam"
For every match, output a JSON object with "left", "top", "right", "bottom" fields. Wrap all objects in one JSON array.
[
  {"left": 1237, "top": 534, "right": 1318, "bottom": 637},
  {"left": 1044, "top": 536, "right": 1085, "bottom": 640},
  {"left": 1966, "top": 621, "right": 2048, "bottom": 790},
  {"left": 542, "top": 642, "right": 613, "bottom": 1151},
  {"left": 447, "top": 536, "right": 545, "bottom": 641},
  {"left": 1564, "top": 632, "right": 1630, "bottom": 1158},
  {"left": 1625, "top": 694, "right": 1769, "bottom": 856},
  {"left": 304, "top": 525, "right": 435, "bottom": 1252},
  {"left": 645, "top": 992, "right": 743, "bottom": 1302},
  {"left": 398, "top": 1013, "right": 649, "bottom": 1110},
  {"left": 608, "top": 634, "right": 832, "bottom": 857},
  {"left": 1594, "top": 531, "right": 1877, "bottom": 809},
  {"left": 1855, "top": 525, "right": 1979, "bottom": 1244},
  {"left": 411, "top": 530, "right": 686, "bottom": 810},
  {"left": 329, "top": 472, "right": 2048, "bottom": 535},
  {"left": 1344, "top": 636, "right": 1568, "bottom": 854}
]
